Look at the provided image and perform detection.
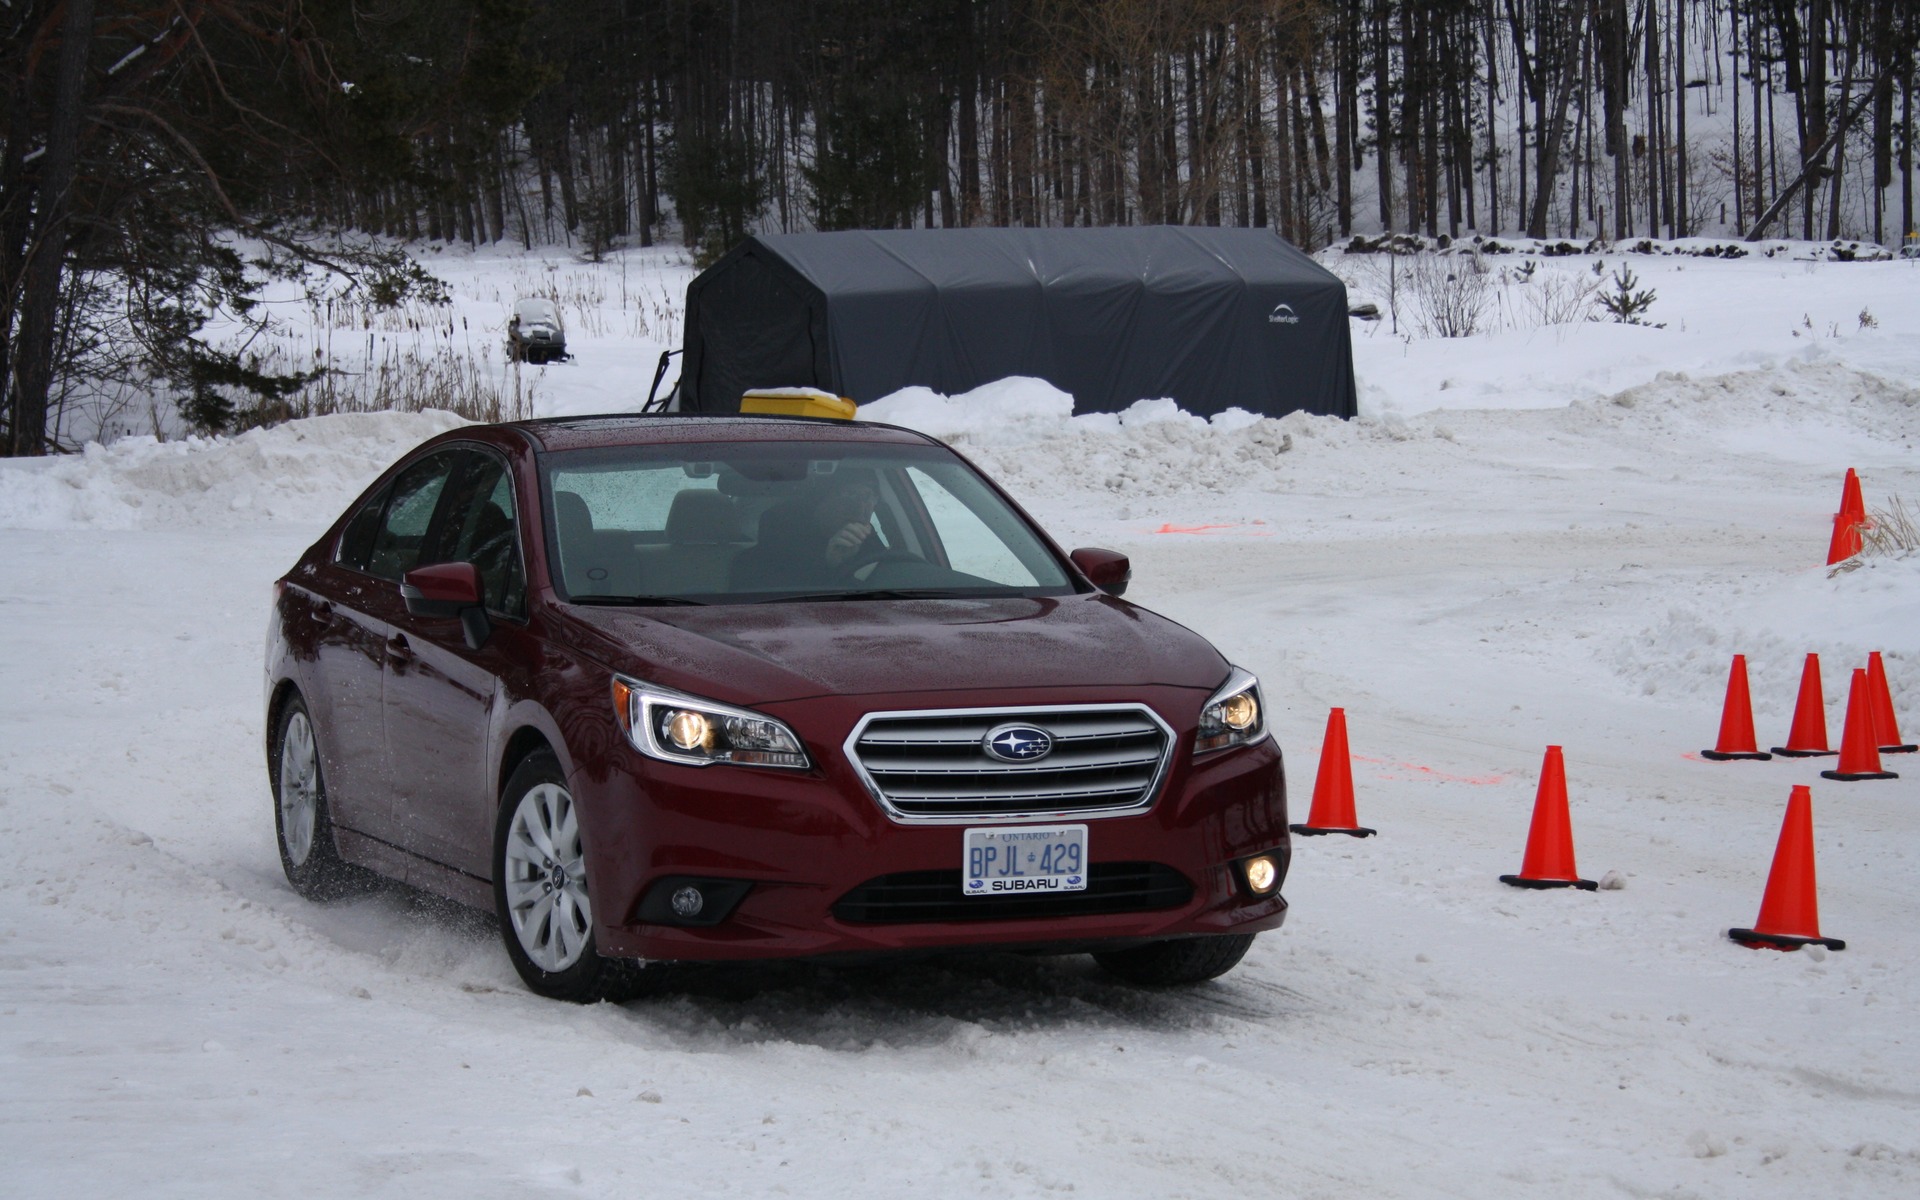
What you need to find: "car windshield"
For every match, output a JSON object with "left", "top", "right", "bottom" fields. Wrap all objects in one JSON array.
[
  {"left": 541, "top": 439, "right": 1076, "bottom": 603},
  {"left": 514, "top": 299, "right": 560, "bottom": 326}
]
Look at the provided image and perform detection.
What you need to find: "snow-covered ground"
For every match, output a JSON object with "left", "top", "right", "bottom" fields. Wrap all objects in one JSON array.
[{"left": 3, "top": 245, "right": 1918, "bottom": 1197}]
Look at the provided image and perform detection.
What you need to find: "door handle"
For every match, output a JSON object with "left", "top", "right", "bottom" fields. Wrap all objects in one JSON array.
[
  {"left": 311, "top": 602, "right": 333, "bottom": 625},
  {"left": 386, "top": 633, "right": 414, "bottom": 664}
]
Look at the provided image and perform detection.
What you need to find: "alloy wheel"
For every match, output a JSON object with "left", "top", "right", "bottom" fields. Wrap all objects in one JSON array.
[
  {"left": 278, "top": 710, "right": 319, "bottom": 867},
  {"left": 502, "top": 783, "right": 592, "bottom": 972}
]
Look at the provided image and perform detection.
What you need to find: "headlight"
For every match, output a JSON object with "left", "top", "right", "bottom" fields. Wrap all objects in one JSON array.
[
  {"left": 611, "top": 677, "right": 809, "bottom": 769},
  {"left": 1196, "top": 667, "right": 1266, "bottom": 755}
]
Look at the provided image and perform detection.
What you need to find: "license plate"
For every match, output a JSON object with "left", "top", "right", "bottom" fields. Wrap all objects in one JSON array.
[{"left": 963, "top": 824, "right": 1088, "bottom": 896}]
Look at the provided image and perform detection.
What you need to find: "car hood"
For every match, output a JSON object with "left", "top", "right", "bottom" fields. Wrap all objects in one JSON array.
[{"left": 556, "top": 593, "right": 1230, "bottom": 705}]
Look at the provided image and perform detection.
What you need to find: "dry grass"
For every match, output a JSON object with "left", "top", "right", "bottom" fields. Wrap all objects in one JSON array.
[
  {"left": 242, "top": 338, "right": 535, "bottom": 428},
  {"left": 1828, "top": 494, "right": 1916, "bottom": 576},
  {"left": 1860, "top": 495, "right": 1919, "bottom": 557}
]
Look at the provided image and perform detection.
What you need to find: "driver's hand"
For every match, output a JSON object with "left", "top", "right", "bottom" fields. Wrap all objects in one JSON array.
[{"left": 824, "top": 521, "right": 872, "bottom": 566}]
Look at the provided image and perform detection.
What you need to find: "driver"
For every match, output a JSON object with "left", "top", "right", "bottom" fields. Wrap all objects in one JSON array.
[{"left": 817, "top": 479, "right": 879, "bottom": 568}]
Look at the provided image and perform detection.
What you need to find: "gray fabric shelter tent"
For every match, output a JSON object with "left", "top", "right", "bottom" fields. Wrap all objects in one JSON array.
[{"left": 678, "top": 226, "right": 1356, "bottom": 420}]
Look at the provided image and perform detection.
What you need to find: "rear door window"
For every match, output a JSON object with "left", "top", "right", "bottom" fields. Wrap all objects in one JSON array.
[
  {"left": 335, "top": 489, "right": 387, "bottom": 571},
  {"left": 365, "top": 451, "right": 461, "bottom": 581},
  {"left": 432, "top": 451, "right": 526, "bottom": 616}
]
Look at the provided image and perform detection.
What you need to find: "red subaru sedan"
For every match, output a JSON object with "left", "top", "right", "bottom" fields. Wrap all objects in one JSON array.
[{"left": 265, "top": 414, "right": 1289, "bottom": 1001}]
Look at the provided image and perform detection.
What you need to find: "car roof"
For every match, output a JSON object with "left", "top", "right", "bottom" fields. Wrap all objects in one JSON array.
[{"left": 505, "top": 412, "right": 939, "bottom": 453}]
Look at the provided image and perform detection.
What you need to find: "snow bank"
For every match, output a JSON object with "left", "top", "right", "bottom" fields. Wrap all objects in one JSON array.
[
  {"left": 1610, "top": 552, "right": 1920, "bottom": 710},
  {"left": 861, "top": 376, "right": 1441, "bottom": 498},
  {"left": 0, "top": 410, "right": 467, "bottom": 531}
]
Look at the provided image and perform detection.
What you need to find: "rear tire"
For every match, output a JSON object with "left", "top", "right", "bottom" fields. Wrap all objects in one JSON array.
[
  {"left": 271, "top": 694, "right": 373, "bottom": 901},
  {"left": 493, "top": 752, "right": 655, "bottom": 1003},
  {"left": 1093, "top": 934, "right": 1256, "bottom": 986}
]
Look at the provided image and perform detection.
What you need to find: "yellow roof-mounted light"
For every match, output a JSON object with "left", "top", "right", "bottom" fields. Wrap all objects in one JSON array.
[{"left": 740, "top": 389, "right": 857, "bottom": 421}]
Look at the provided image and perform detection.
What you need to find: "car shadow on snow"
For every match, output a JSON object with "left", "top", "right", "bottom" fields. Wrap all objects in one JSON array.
[
  {"left": 619, "top": 950, "right": 1313, "bottom": 1053},
  {"left": 270, "top": 873, "right": 1312, "bottom": 1048}
]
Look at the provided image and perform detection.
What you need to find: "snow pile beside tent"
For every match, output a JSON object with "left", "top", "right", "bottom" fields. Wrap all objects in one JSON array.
[
  {"left": 0, "top": 411, "right": 465, "bottom": 531},
  {"left": 863, "top": 376, "right": 1439, "bottom": 500}
]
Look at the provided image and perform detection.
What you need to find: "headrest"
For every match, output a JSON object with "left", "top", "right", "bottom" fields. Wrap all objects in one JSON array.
[
  {"left": 470, "top": 501, "right": 511, "bottom": 543},
  {"left": 666, "top": 489, "right": 741, "bottom": 544},
  {"left": 553, "top": 490, "right": 594, "bottom": 536}
]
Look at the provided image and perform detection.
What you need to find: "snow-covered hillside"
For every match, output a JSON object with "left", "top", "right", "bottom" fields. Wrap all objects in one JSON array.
[{"left": 2, "top": 246, "right": 1917, "bottom": 1197}]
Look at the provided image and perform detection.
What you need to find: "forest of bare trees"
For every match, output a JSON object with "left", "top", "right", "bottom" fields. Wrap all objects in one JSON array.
[
  {"left": 4, "top": 1, "right": 1918, "bottom": 453},
  {"left": 368, "top": 0, "right": 1918, "bottom": 259}
]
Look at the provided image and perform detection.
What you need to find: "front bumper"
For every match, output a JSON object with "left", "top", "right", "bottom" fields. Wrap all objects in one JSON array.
[{"left": 571, "top": 686, "right": 1290, "bottom": 962}]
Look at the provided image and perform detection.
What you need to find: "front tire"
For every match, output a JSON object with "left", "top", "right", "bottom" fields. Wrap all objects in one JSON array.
[
  {"left": 271, "top": 694, "right": 372, "bottom": 901},
  {"left": 493, "top": 752, "right": 652, "bottom": 1003},
  {"left": 1093, "top": 934, "right": 1256, "bottom": 986}
]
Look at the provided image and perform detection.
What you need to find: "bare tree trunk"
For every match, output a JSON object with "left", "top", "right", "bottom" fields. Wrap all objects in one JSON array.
[
  {"left": 1645, "top": 0, "right": 1662, "bottom": 237},
  {"left": 1484, "top": 0, "right": 1500, "bottom": 235},
  {"left": 1904, "top": 32, "right": 1915, "bottom": 250},
  {"left": 1274, "top": 48, "right": 1296, "bottom": 240},
  {"left": 1251, "top": 60, "right": 1269, "bottom": 229},
  {"left": 1605, "top": 0, "right": 1630, "bottom": 239},
  {"left": 960, "top": 64, "right": 981, "bottom": 225},
  {"left": 1754, "top": 9, "right": 1768, "bottom": 229},
  {"left": 9, "top": 0, "right": 94, "bottom": 457},
  {"left": 1673, "top": 0, "right": 1687, "bottom": 236},
  {"left": 1732, "top": 1, "right": 1744, "bottom": 232},
  {"left": 1827, "top": 21, "right": 1853, "bottom": 241},
  {"left": 1401, "top": 0, "right": 1421, "bottom": 233},
  {"left": 1528, "top": 3, "right": 1587, "bottom": 239},
  {"left": 1334, "top": 6, "right": 1354, "bottom": 234},
  {"left": 1374, "top": 0, "right": 1394, "bottom": 230},
  {"left": 1869, "top": 0, "right": 1892, "bottom": 246}
]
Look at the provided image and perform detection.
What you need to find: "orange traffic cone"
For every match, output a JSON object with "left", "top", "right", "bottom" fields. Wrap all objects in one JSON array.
[
  {"left": 1771, "top": 653, "right": 1836, "bottom": 757},
  {"left": 1825, "top": 511, "right": 1863, "bottom": 565},
  {"left": 1729, "top": 785, "right": 1845, "bottom": 951},
  {"left": 1290, "top": 708, "right": 1376, "bottom": 837},
  {"left": 1839, "top": 468, "right": 1868, "bottom": 524},
  {"left": 1820, "top": 668, "right": 1899, "bottom": 782},
  {"left": 1702, "top": 655, "right": 1771, "bottom": 760},
  {"left": 1500, "top": 746, "right": 1597, "bottom": 890},
  {"left": 1866, "top": 651, "right": 1916, "bottom": 754}
]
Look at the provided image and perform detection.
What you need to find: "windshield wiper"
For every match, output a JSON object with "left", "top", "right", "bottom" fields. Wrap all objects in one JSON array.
[
  {"left": 568, "top": 594, "right": 708, "bottom": 607},
  {"left": 756, "top": 588, "right": 967, "bottom": 604}
]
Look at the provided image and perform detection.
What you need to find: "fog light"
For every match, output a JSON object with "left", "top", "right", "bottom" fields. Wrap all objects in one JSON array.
[
  {"left": 670, "top": 885, "right": 705, "bottom": 918},
  {"left": 1244, "top": 855, "right": 1278, "bottom": 895}
]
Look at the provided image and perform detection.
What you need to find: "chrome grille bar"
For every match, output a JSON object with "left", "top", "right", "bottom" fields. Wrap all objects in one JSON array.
[{"left": 843, "top": 703, "right": 1174, "bottom": 824}]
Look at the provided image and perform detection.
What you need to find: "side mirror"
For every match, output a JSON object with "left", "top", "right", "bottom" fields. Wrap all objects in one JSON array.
[
  {"left": 1069, "top": 547, "right": 1131, "bottom": 598},
  {"left": 401, "top": 562, "right": 491, "bottom": 650}
]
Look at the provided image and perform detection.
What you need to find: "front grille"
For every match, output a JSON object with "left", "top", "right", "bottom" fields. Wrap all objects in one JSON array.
[
  {"left": 833, "top": 862, "right": 1194, "bottom": 924},
  {"left": 845, "top": 704, "right": 1174, "bottom": 823}
]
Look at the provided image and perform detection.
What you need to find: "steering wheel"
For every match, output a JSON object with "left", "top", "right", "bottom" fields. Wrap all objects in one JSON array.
[{"left": 842, "top": 535, "right": 924, "bottom": 580}]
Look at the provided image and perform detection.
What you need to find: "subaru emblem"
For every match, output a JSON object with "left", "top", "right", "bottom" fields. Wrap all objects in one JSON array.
[{"left": 984, "top": 723, "right": 1053, "bottom": 762}]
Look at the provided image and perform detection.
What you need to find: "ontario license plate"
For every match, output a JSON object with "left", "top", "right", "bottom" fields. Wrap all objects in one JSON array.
[{"left": 963, "top": 824, "right": 1088, "bottom": 896}]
